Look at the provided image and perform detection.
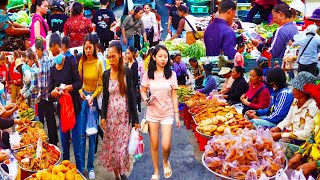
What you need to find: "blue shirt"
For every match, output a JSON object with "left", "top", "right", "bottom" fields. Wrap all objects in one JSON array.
[
  {"left": 199, "top": 74, "right": 217, "bottom": 96},
  {"left": 38, "top": 51, "right": 54, "bottom": 101},
  {"left": 204, "top": 18, "right": 236, "bottom": 59},
  {"left": 292, "top": 34, "right": 320, "bottom": 65},
  {"left": 257, "top": 87, "right": 294, "bottom": 124},
  {"left": 64, "top": 50, "right": 76, "bottom": 64},
  {"left": 0, "top": 10, "right": 9, "bottom": 47},
  {"left": 270, "top": 22, "right": 298, "bottom": 58},
  {"left": 173, "top": 62, "right": 188, "bottom": 76}
]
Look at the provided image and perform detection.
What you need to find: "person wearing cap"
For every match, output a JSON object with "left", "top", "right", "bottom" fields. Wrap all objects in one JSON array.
[
  {"left": 247, "top": 68, "right": 294, "bottom": 127},
  {"left": 308, "top": 7, "right": 320, "bottom": 35},
  {"left": 48, "top": 0, "right": 69, "bottom": 34},
  {"left": 217, "top": 67, "right": 234, "bottom": 95},
  {"left": 289, "top": 83, "right": 320, "bottom": 178},
  {"left": 291, "top": 24, "right": 320, "bottom": 76},
  {"left": 198, "top": 64, "right": 217, "bottom": 96},
  {"left": 189, "top": 58, "right": 204, "bottom": 88},
  {"left": 224, "top": 66, "right": 249, "bottom": 104},
  {"left": 270, "top": 72, "right": 319, "bottom": 145}
]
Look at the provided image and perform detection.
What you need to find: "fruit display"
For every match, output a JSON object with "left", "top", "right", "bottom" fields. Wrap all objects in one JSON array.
[
  {"left": 16, "top": 118, "right": 43, "bottom": 133},
  {"left": 16, "top": 142, "right": 60, "bottom": 172},
  {"left": 27, "top": 160, "right": 84, "bottom": 180},
  {"left": 203, "top": 128, "right": 287, "bottom": 179},
  {"left": 177, "top": 86, "right": 194, "bottom": 103},
  {"left": 18, "top": 101, "right": 35, "bottom": 120},
  {"left": 9, "top": 10, "right": 32, "bottom": 27},
  {"left": 20, "top": 127, "right": 48, "bottom": 147},
  {"left": 195, "top": 106, "right": 253, "bottom": 136},
  {"left": 184, "top": 93, "right": 207, "bottom": 107}
]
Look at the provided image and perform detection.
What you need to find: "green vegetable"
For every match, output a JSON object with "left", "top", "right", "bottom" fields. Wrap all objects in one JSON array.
[
  {"left": 181, "top": 41, "right": 206, "bottom": 60},
  {"left": 6, "top": 0, "right": 24, "bottom": 9},
  {"left": 77, "top": 0, "right": 94, "bottom": 8}
]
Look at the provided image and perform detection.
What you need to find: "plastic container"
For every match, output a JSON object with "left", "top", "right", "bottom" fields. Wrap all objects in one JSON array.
[
  {"left": 237, "top": 3, "right": 251, "bottom": 10},
  {"left": 190, "top": 5, "right": 209, "bottom": 14},
  {"left": 187, "top": 0, "right": 209, "bottom": 6}
]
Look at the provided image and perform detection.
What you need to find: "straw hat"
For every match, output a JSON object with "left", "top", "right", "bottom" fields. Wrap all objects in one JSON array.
[{"left": 218, "top": 67, "right": 231, "bottom": 75}]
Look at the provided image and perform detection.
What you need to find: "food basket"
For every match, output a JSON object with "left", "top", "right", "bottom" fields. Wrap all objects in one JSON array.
[
  {"left": 18, "top": 144, "right": 61, "bottom": 173},
  {"left": 202, "top": 154, "right": 288, "bottom": 180},
  {"left": 192, "top": 116, "right": 199, "bottom": 126},
  {"left": 196, "top": 126, "right": 213, "bottom": 139},
  {"left": 25, "top": 170, "right": 87, "bottom": 180},
  {"left": 188, "top": 109, "right": 197, "bottom": 116}
]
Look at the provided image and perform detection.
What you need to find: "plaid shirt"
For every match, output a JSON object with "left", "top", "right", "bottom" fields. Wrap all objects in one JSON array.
[
  {"left": 38, "top": 51, "right": 53, "bottom": 101},
  {"left": 27, "top": 64, "right": 39, "bottom": 108}
]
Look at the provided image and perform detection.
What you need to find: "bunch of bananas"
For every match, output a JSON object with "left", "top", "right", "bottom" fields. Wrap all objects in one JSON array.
[{"left": 18, "top": 108, "right": 35, "bottom": 120}]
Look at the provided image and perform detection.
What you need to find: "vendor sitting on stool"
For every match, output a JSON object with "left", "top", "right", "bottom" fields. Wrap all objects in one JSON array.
[
  {"left": 197, "top": 64, "right": 217, "bottom": 96},
  {"left": 217, "top": 67, "right": 234, "bottom": 95}
]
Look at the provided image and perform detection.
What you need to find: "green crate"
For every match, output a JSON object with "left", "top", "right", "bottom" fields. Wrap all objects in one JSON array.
[
  {"left": 190, "top": 5, "right": 209, "bottom": 14},
  {"left": 187, "top": 0, "right": 209, "bottom": 6}
]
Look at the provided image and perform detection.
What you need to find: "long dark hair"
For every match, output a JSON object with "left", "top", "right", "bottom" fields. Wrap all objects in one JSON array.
[
  {"left": 108, "top": 41, "right": 126, "bottom": 96},
  {"left": 147, "top": 45, "right": 172, "bottom": 80},
  {"left": 266, "top": 68, "right": 287, "bottom": 90},
  {"left": 81, "top": 33, "right": 98, "bottom": 61},
  {"left": 71, "top": 2, "right": 83, "bottom": 17},
  {"left": 273, "top": 4, "right": 295, "bottom": 19}
]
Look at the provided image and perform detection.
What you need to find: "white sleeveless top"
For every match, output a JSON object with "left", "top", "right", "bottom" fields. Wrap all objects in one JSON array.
[{"left": 183, "top": 15, "right": 197, "bottom": 32}]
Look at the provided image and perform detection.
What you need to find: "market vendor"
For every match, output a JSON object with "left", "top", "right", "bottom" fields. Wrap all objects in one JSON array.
[
  {"left": 270, "top": 72, "right": 319, "bottom": 145},
  {"left": 189, "top": 58, "right": 204, "bottom": 88},
  {"left": 0, "top": 117, "right": 21, "bottom": 149},
  {"left": 246, "top": 68, "right": 294, "bottom": 127},
  {"left": 0, "top": 0, "right": 30, "bottom": 51},
  {"left": 217, "top": 67, "right": 234, "bottom": 95},
  {"left": 168, "top": 5, "right": 197, "bottom": 45},
  {"left": 197, "top": 64, "right": 217, "bottom": 96},
  {"left": 204, "top": 0, "right": 237, "bottom": 59},
  {"left": 307, "top": 7, "right": 320, "bottom": 35},
  {"left": 223, "top": 66, "right": 248, "bottom": 104},
  {"left": 288, "top": 83, "right": 320, "bottom": 178},
  {"left": 241, "top": 67, "right": 270, "bottom": 114},
  {"left": 173, "top": 53, "right": 189, "bottom": 85}
]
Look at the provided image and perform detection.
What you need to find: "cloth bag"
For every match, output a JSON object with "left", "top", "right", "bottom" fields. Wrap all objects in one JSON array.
[{"left": 58, "top": 93, "right": 76, "bottom": 133}]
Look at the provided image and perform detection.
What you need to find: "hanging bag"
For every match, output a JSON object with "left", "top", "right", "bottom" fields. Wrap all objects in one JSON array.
[
  {"left": 116, "top": 16, "right": 140, "bottom": 37},
  {"left": 86, "top": 106, "right": 98, "bottom": 136},
  {"left": 183, "top": 17, "right": 204, "bottom": 39},
  {"left": 59, "top": 93, "right": 76, "bottom": 133},
  {"left": 140, "top": 106, "right": 148, "bottom": 133}
]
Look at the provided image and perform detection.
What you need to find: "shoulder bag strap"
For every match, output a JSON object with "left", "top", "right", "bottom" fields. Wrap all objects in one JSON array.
[
  {"left": 183, "top": 17, "right": 196, "bottom": 34},
  {"left": 125, "top": 16, "right": 140, "bottom": 31},
  {"left": 248, "top": 86, "right": 267, "bottom": 102},
  {"left": 298, "top": 36, "right": 314, "bottom": 61}
]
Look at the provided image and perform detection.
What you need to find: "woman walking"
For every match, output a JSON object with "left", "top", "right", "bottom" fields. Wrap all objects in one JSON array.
[
  {"left": 141, "top": 4, "right": 159, "bottom": 47},
  {"left": 78, "top": 33, "right": 103, "bottom": 180},
  {"left": 48, "top": 33, "right": 83, "bottom": 172},
  {"left": 100, "top": 41, "right": 139, "bottom": 180},
  {"left": 141, "top": 45, "right": 180, "bottom": 180},
  {"left": 30, "top": 0, "right": 49, "bottom": 49}
]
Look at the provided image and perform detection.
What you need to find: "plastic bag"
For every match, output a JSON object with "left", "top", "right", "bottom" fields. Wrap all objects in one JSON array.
[
  {"left": 86, "top": 106, "right": 98, "bottom": 136},
  {"left": 290, "top": 169, "right": 306, "bottom": 180},
  {"left": 307, "top": 176, "right": 315, "bottom": 180},
  {"left": 275, "top": 168, "right": 289, "bottom": 180},
  {"left": 58, "top": 93, "right": 76, "bottom": 133},
  {"left": 245, "top": 168, "right": 258, "bottom": 180},
  {"left": 128, "top": 128, "right": 139, "bottom": 156},
  {"left": 9, "top": 133, "right": 21, "bottom": 150},
  {"left": 134, "top": 134, "right": 144, "bottom": 160}
]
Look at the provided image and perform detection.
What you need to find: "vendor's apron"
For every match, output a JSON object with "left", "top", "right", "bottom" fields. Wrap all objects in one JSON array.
[{"left": 186, "top": 32, "right": 196, "bottom": 45}]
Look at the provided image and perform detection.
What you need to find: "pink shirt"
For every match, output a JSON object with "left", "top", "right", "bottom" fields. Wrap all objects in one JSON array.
[
  {"left": 234, "top": 52, "right": 244, "bottom": 68},
  {"left": 141, "top": 71, "right": 178, "bottom": 121},
  {"left": 30, "top": 14, "right": 49, "bottom": 49}
]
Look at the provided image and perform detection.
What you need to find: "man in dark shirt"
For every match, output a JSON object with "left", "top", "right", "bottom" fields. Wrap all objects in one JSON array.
[
  {"left": 225, "top": 66, "right": 249, "bottom": 104},
  {"left": 204, "top": 0, "right": 237, "bottom": 59},
  {"left": 91, "top": 0, "right": 117, "bottom": 49},
  {"left": 168, "top": 0, "right": 184, "bottom": 37},
  {"left": 48, "top": 1, "right": 69, "bottom": 34}
]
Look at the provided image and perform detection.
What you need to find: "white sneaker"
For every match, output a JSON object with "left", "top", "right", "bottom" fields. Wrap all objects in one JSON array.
[{"left": 89, "top": 170, "right": 95, "bottom": 180}]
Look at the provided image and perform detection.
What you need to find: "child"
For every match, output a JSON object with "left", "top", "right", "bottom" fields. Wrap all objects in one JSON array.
[{"left": 234, "top": 43, "right": 245, "bottom": 68}]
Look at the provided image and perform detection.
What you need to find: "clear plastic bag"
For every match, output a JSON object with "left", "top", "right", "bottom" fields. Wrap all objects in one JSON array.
[
  {"left": 134, "top": 134, "right": 144, "bottom": 160},
  {"left": 275, "top": 168, "right": 289, "bottom": 180},
  {"left": 245, "top": 168, "right": 258, "bottom": 180},
  {"left": 128, "top": 128, "right": 139, "bottom": 156},
  {"left": 86, "top": 106, "right": 98, "bottom": 136},
  {"left": 290, "top": 169, "right": 306, "bottom": 180}
]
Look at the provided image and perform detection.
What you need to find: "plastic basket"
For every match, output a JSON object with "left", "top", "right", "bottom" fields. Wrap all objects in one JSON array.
[
  {"left": 187, "top": 0, "right": 209, "bottom": 6},
  {"left": 190, "top": 5, "right": 209, "bottom": 14},
  {"left": 237, "top": 3, "right": 251, "bottom": 10}
]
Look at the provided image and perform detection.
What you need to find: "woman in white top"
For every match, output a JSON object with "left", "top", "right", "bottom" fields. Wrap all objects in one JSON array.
[
  {"left": 168, "top": 5, "right": 197, "bottom": 45},
  {"left": 142, "top": 4, "right": 159, "bottom": 47}
]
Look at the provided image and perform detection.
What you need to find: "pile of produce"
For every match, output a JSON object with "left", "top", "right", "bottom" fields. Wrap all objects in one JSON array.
[
  {"left": 6, "top": 0, "right": 30, "bottom": 9},
  {"left": 195, "top": 106, "right": 253, "bottom": 136},
  {"left": 16, "top": 118, "right": 43, "bottom": 133},
  {"left": 181, "top": 41, "right": 206, "bottom": 60},
  {"left": 16, "top": 142, "right": 60, "bottom": 171},
  {"left": 20, "top": 127, "right": 48, "bottom": 147},
  {"left": 10, "top": 11, "right": 32, "bottom": 27},
  {"left": 162, "top": 39, "right": 188, "bottom": 52},
  {"left": 18, "top": 100, "right": 35, "bottom": 120},
  {"left": 27, "top": 160, "right": 84, "bottom": 180},
  {"left": 203, "top": 128, "right": 286, "bottom": 179},
  {"left": 184, "top": 93, "right": 207, "bottom": 107},
  {"left": 76, "top": 0, "right": 94, "bottom": 8},
  {"left": 177, "top": 86, "right": 193, "bottom": 103},
  {"left": 255, "top": 23, "right": 278, "bottom": 35}
]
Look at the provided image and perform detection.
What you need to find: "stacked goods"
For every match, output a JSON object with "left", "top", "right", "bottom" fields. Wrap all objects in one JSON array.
[
  {"left": 203, "top": 128, "right": 286, "bottom": 179},
  {"left": 177, "top": 86, "right": 194, "bottom": 103},
  {"left": 20, "top": 127, "right": 48, "bottom": 147},
  {"left": 16, "top": 118, "right": 43, "bottom": 133},
  {"left": 195, "top": 106, "right": 253, "bottom": 136},
  {"left": 189, "top": 98, "right": 228, "bottom": 115},
  {"left": 18, "top": 101, "right": 35, "bottom": 120},
  {"left": 27, "top": 160, "right": 84, "bottom": 180},
  {"left": 184, "top": 93, "right": 207, "bottom": 107},
  {"left": 16, "top": 142, "right": 60, "bottom": 172}
]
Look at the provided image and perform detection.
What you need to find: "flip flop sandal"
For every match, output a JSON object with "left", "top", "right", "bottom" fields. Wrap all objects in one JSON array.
[
  {"left": 150, "top": 174, "right": 160, "bottom": 180},
  {"left": 163, "top": 161, "right": 172, "bottom": 178}
]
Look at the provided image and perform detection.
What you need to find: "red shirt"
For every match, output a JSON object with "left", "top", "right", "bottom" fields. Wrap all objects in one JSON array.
[
  {"left": 0, "top": 64, "right": 8, "bottom": 84},
  {"left": 245, "top": 82, "right": 270, "bottom": 110},
  {"left": 63, "top": 15, "right": 93, "bottom": 48},
  {"left": 9, "top": 60, "right": 22, "bottom": 86}
]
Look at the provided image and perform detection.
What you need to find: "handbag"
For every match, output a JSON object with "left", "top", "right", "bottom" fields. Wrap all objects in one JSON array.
[
  {"left": 116, "top": 16, "right": 140, "bottom": 37},
  {"left": 140, "top": 106, "right": 148, "bottom": 133},
  {"left": 183, "top": 17, "right": 204, "bottom": 39}
]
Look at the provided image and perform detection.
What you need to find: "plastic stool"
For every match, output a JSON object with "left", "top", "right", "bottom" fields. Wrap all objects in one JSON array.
[
  {"left": 184, "top": 105, "right": 192, "bottom": 129},
  {"left": 198, "top": 135, "right": 209, "bottom": 151}
]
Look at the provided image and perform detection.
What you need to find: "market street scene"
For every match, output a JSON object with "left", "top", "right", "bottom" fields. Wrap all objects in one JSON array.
[{"left": 1, "top": 0, "right": 320, "bottom": 179}]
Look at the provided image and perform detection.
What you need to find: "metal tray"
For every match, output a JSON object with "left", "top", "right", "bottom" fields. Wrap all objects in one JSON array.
[
  {"left": 196, "top": 126, "right": 214, "bottom": 139},
  {"left": 202, "top": 154, "right": 288, "bottom": 180},
  {"left": 192, "top": 116, "right": 199, "bottom": 126},
  {"left": 188, "top": 109, "right": 197, "bottom": 116}
]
